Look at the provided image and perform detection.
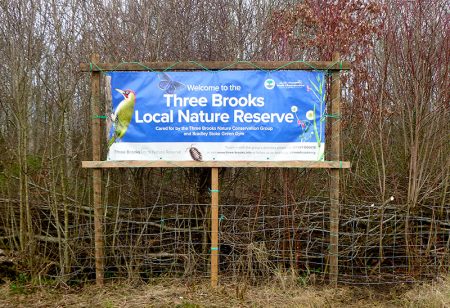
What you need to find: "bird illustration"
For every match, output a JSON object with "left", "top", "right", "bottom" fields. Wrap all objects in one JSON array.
[{"left": 108, "top": 88, "right": 136, "bottom": 147}]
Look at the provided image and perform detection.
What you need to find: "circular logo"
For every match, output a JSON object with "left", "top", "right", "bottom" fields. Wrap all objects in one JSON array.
[{"left": 264, "top": 79, "right": 275, "bottom": 90}]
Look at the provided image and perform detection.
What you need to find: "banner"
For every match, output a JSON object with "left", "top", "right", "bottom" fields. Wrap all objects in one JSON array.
[{"left": 106, "top": 70, "right": 326, "bottom": 161}]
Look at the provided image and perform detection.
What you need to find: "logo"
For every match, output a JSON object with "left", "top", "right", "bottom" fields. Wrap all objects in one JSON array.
[{"left": 264, "top": 79, "right": 275, "bottom": 90}]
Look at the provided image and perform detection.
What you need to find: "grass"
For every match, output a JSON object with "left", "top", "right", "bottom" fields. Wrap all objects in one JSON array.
[{"left": 0, "top": 276, "right": 448, "bottom": 307}]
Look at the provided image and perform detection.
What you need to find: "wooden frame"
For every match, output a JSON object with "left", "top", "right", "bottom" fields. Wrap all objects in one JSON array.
[
  {"left": 82, "top": 160, "right": 350, "bottom": 169},
  {"left": 80, "top": 60, "right": 350, "bottom": 72},
  {"left": 82, "top": 56, "right": 350, "bottom": 287}
]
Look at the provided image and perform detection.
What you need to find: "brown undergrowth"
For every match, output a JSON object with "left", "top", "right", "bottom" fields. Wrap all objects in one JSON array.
[{"left": 0, "top": 276, "right": 448, "bottom": 308}]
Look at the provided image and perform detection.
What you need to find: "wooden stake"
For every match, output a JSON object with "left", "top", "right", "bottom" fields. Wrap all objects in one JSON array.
[
  {"left": 329, "top": 52, "right": 341, "bottom": 286},
  {"left": 211, "top": 167, "right": 219, "bottom": 288},
  {"left": 91, "top": 54, "right": 104, "bottom": 286}
]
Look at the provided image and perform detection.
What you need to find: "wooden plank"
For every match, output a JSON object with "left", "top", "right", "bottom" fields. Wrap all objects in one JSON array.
[
  {"left": 329, "top": 52, "right": 342, "bottom": 286},
  {"left": 210, "top": 168, "right": 219, "bottom": 288},
  {"left": 82, "top": 160, "right": 351, "bottom": 169},
  {"left": 90, "top": 54, "right": 104, "bottom": 287},
  {"left": 80, "top": 60, "right": 351, "bottom": 72}
]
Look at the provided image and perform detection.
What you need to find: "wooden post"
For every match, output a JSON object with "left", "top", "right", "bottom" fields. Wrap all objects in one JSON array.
[
  {"left": 329, "top": 52, "right": 341, "bottom": 286},
  {"left": 211, "top": 167, "right": 219, "bottom": 287},
  {"left": 91, "top": 54, "right": 104, "bottom": 286}
]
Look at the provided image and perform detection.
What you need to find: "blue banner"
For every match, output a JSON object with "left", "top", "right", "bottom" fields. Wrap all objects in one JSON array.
[{"left": 106, "top": 70, "right": 326, "bottom": 161}]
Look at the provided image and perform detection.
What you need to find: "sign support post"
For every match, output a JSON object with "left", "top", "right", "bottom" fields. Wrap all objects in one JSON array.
[
  {"left": 211, "top": 167, "right": 219, "bottom": 288},
  {"left": 329, "top": 52, "right": 341, "bottom": 286},
  {"left": 90, "top": 54, "right": 105, "bottom": 286}
]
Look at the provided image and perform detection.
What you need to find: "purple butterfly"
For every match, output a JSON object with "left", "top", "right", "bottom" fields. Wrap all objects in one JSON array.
[{"left": 158, "top": 72, "right": 185, "bottom": 94}]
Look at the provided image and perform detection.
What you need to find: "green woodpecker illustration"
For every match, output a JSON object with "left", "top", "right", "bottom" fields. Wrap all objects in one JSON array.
[{"left": 108, "top": 88, "right": 136, "bottom": 147}]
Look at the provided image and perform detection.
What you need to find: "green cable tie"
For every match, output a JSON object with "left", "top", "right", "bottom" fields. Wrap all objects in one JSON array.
[
  {"left": 218, "top": 60, "right": 268, "bottom": 72},
  {"left": 209, "top": 188, "right": 220, "bottom": 193},
  {"left": 118, "top": 61, "right": 154, "bottom": 72},
  {"left": 219, "top": 214, "right": 226, "bottom": 222},
  {"left": 322, "top": 113, "right": 340, "bottom": 120},
  {"left": 210, "top": 247, "right": 219, "bottom": 251},
  {"left": 188, "top": 60, "right": 212, "bottom": 72},
  {"left": 217, "top": 61, "right": 240, "bottom": 71},
  {"left": 93, "top": 115, "right": 108, "bottom": 119},
  {"left": 271, "top": 60, "right": 317, "bottom": 72},
  {"left": 340, "top": 161, "right": 343, "bottom": 169},
  {"left": 163, "top": 61, "right": 181, "bottom": 72},
  {"left": 90, "top": 62, "right": 105, "bottom": 73}
]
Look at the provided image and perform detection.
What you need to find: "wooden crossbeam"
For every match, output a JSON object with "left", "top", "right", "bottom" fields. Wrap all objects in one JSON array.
[
  {"left": 82, "top": 160, "right": 350, "bottom": 169},
  {"left": 80, "top": 60, "right": 351, "bottom": 72}
]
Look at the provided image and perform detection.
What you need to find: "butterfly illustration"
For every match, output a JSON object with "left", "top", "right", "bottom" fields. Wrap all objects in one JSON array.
[{"left": 158, "top": 72, "right": 185, "bottom": 94}]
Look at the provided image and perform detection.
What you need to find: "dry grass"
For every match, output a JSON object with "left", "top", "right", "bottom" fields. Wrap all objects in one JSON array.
[
  {"left": 398, "top": 276, "right": 450, "bottom": 308},
  {"left": 0, "top": 276, "right": 448, "bottom": 308}
]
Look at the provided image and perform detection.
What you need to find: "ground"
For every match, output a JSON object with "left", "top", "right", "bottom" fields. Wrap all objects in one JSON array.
[{"left": 0, "top": 277, "right": 449, "bottom": 307}]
